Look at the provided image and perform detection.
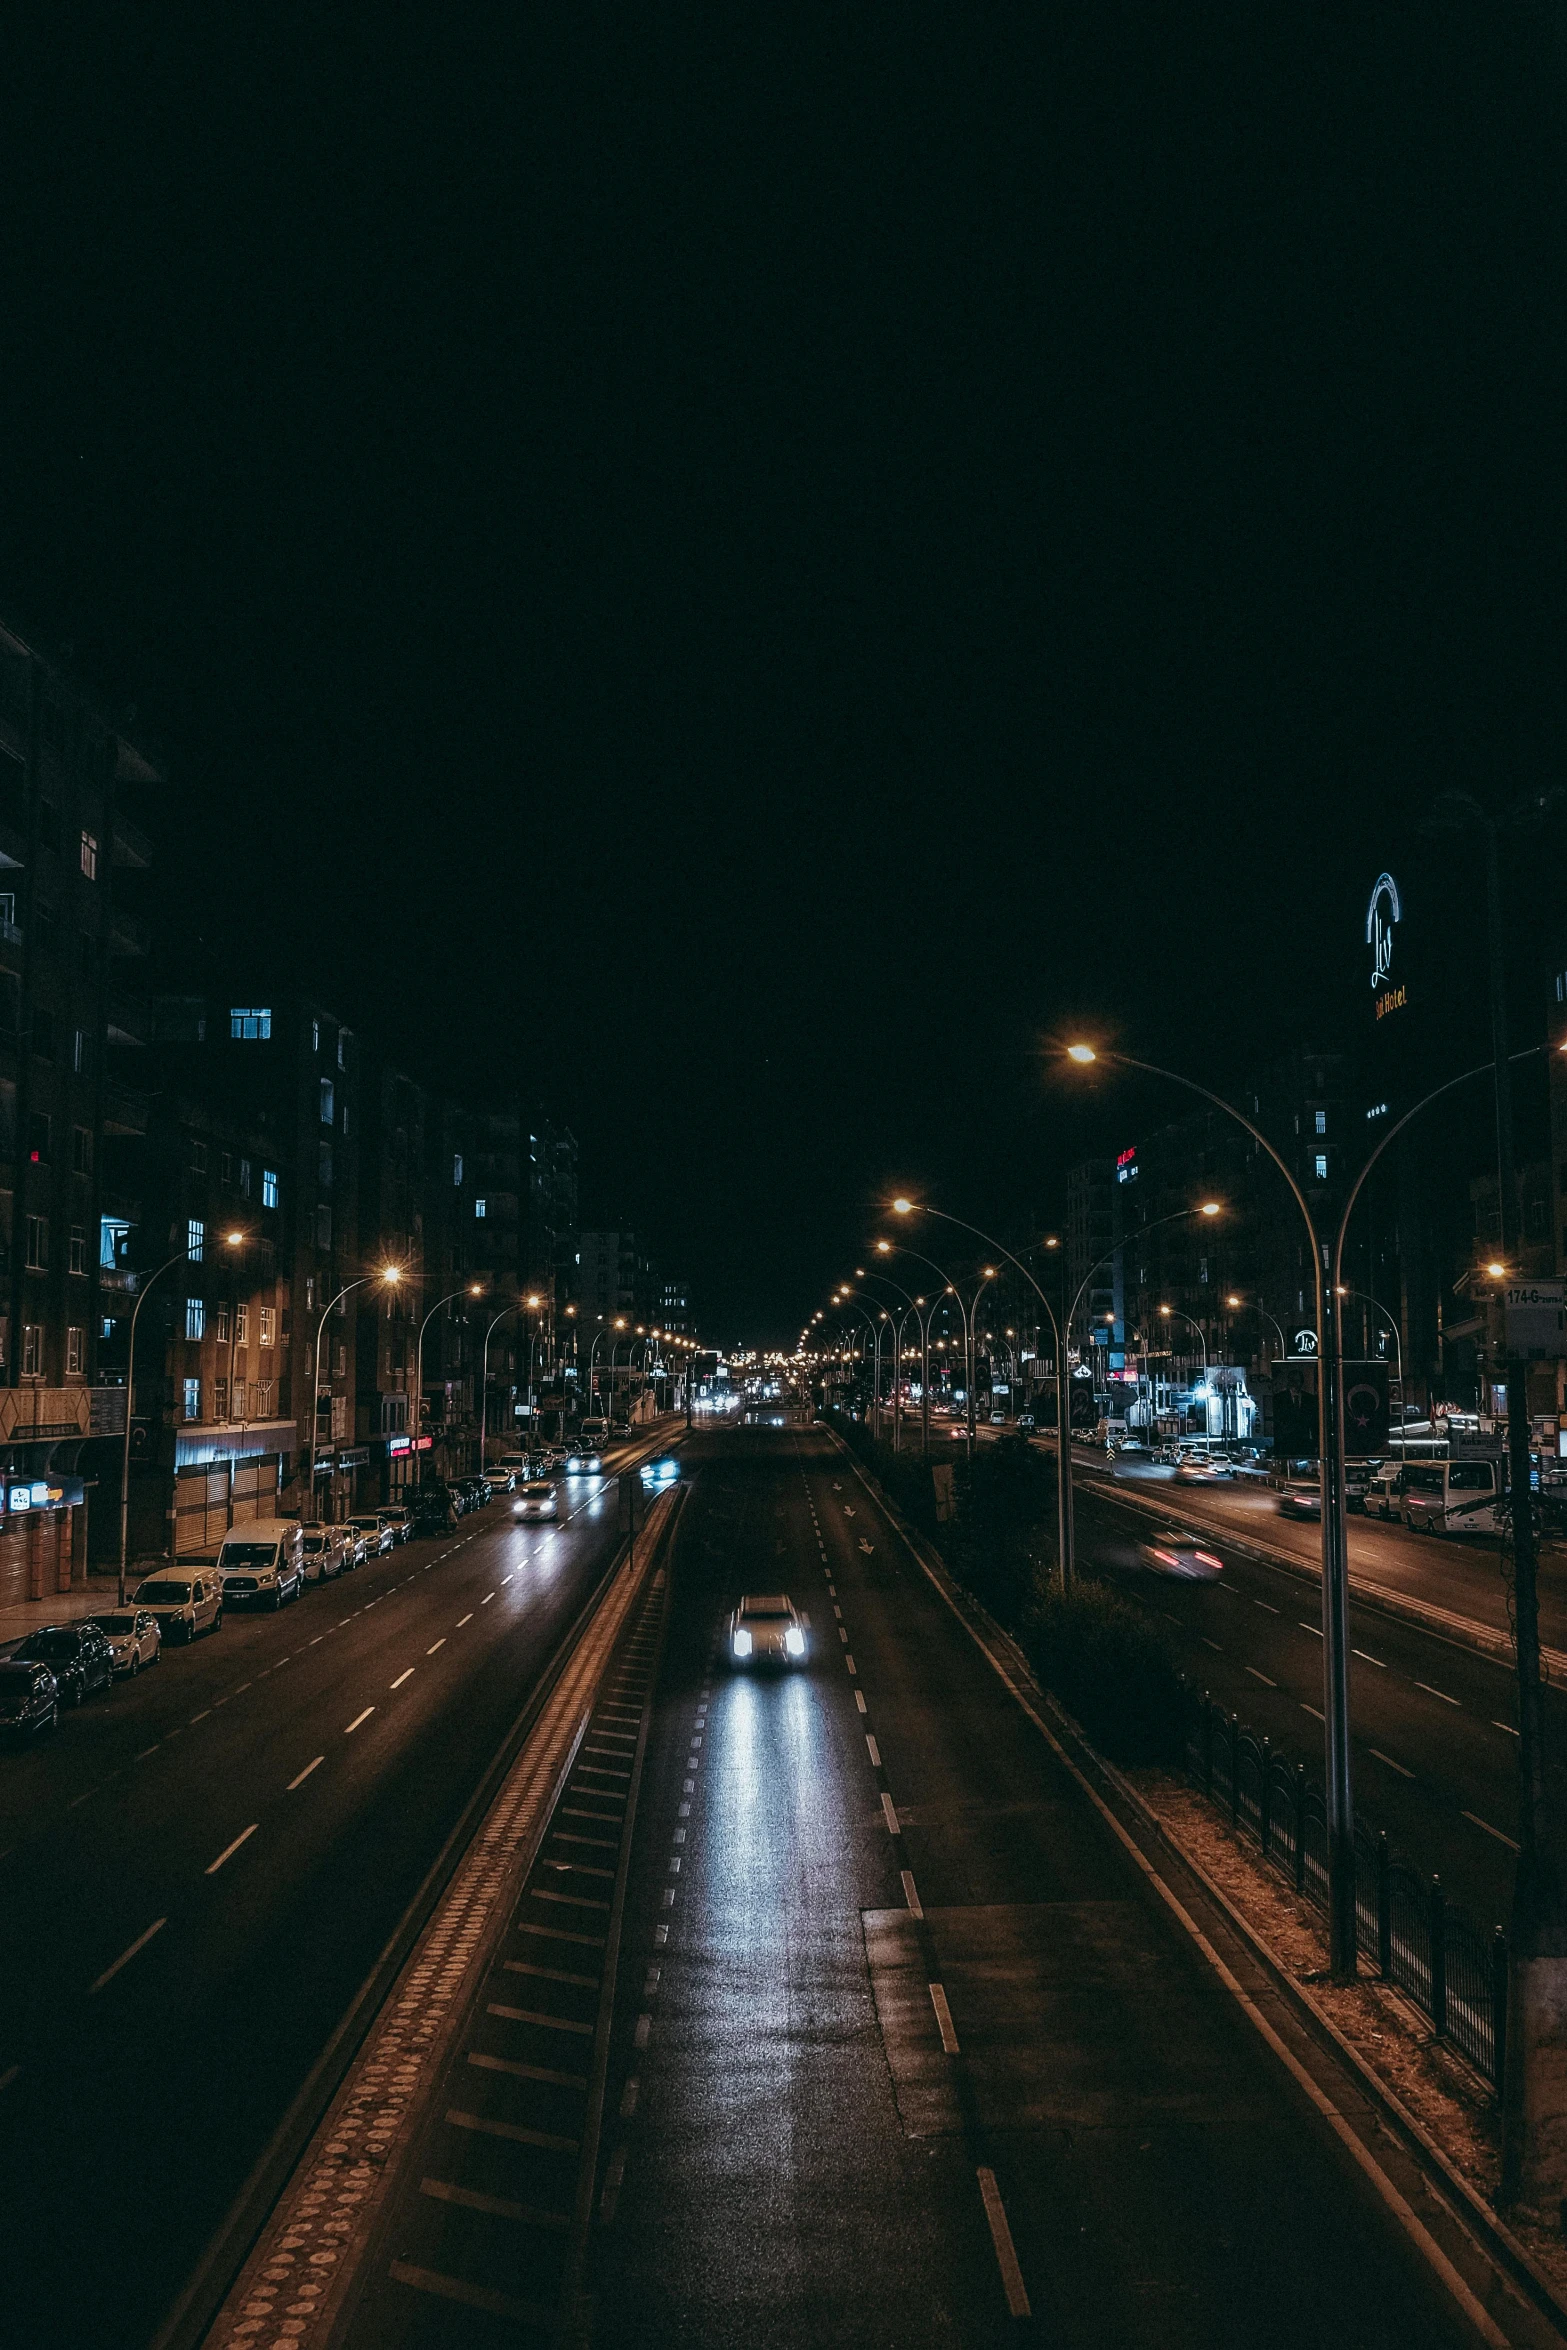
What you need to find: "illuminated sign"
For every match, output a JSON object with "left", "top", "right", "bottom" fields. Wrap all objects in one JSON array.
[
  {"left": 7, "top": 1486, "right": 29, "bottom": 1512},
  {"left": 1366, "top": 872, "right": 1407, "bottom": 1021},
  {"left": 387, "top": 1436, "right": 411, "bottom": 1456},
  {"left": 1292, "top": 1329, "right": 1318, "bottom": 1356},
  {"left": 1115, "top": 1145, "right": 1138, "bottom": 1185}
]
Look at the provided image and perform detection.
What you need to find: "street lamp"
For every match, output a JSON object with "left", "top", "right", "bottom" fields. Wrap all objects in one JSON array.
[
  {"left": 413, "top": 1281, "right": 485, "bottom": 1482},
  {"left": 479, "top": 1301, "right": 520, "bottom": 1470},
  {"left": 1226, "top": 1295, "right": 1288, "bottom": 1361},
  {"left": 118, "top": 1228, "right": 247, "bottom": 1604}
]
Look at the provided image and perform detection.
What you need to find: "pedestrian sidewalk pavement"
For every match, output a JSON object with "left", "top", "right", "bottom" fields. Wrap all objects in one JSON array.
[{"left": 0, "top": 1569, "right": 143, "bottom": 1651}]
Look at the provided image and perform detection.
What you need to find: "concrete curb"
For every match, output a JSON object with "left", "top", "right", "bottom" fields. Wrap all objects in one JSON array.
[{"left": 826, "top": 1425, "right": 1567, "bottom": 2350}]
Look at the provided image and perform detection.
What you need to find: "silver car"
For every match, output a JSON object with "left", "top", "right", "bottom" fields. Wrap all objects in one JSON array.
[
  {"left": 729, "top": 1592, "right": 807, "bottom": 1667},
  {"left": 514, "top": 1479, "right": 559, "bottom": 1522},
  {"left": 91, "top": 1607, "right": 163, "bottom": 1675}
]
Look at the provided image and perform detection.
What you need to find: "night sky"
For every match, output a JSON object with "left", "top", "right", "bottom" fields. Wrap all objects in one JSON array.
[{"left": 2, "top": 11, "right": 1562, "bottom": 1342}]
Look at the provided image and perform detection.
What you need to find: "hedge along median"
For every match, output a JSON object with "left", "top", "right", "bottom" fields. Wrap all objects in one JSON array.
[{"left": 830, "top": 1411, "right": 1184, "bottom": 1765}]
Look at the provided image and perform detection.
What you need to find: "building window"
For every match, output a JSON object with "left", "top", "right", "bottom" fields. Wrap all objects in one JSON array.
[
  {"left": 65, "top": 1326, "right": 83, "bottom": 1376},
  {"left": 230, "top": 1007, "right": 271, "bottom": 1039},
  {"left": 231, "top": 1378, "right": 247, "bottom": 1419},
  {"left": 219, "top": 1150, "right": 232, "bottom": 1186},
  {"left": 1314, "top": 1110, "right": 1327, "bottom": 1135},
  {"left": 311, "top": 1017, "right": 320, "bottom": 1053},
  {"left": 259, "top": 1306, "right": 275, "bottom": 1348},
  {"left": 24, "top": 1215, "right": 47, "bottom": 1271},
  {"left": 26, "top": 1111, "right": 48, "bottom": 1164},
  {"left": 101, "top": 1215, "right": 131, "bottom": 1270},
  {"left": 319, "top": 1077, "right": 334, "bottom": 1126},
  {"left": 183, "top": 1376, "right": 201, "bottom": 1421},
  {"left": 22, "top": 1324, "right": 42, "bottom": 1377},
  {"left": 213, "top": 1375, "right": 229, "bottom": 1421},
  {"left": 315, "top": 1203, "right": 332, "bottom": 1251},
  {"left": 262, "top": 1167, "right": 278, "bottom": 1209},
  {"left": 1314, "top": 1153, "right": 1329, "bottom": 1181},
  {"left": 255, "top": 1378, "right": 274, "bottom": 1415},
  {"left": 100, "top": 1317, "right": 113, "bottom": 1340},
  {"left": 72, "top": 1026, "right": 86, "bottom": 1075},
  {"left": 234, "top": 1303, "right": 249, "bottom": 1347},
  {"left": 318, "top": 1140, "right": 333, "bottom": 1189},
  {"left": 475, "top": 1197, "right": 487, "bottom": 1218},
  {"left": 185, "top": 1296, "right": 205, "bottom": 1340},
  {"left": 213, "top": 1301, "right": 230, "bottom": 1342},
  {"left": 239, "top": 1156, "right": 252, "bottom": 1198},
  {"left": 79, "top": 830, "right": 97, "bottom": 879},
  {"left": 71, "top": 1125, "right": 90, "bottom": 1175},
  {"left": 68, "top": 1225, "right": 85, "bottom": 1276},
  {"left": 187, "top": 1218, "right": 205, "bottom": 1262},
  {"left": 190, "top": 1138, "right": 207, "bottom": 1173},
  {"left": 453, "top": 1152, "right": 463, "bottom": 1186},
  {"left": 338, "top": 1027, "right": 349, "bottom": 1070}
]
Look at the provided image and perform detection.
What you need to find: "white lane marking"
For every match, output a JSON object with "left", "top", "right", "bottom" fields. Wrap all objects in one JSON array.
[
  {"left": 1254, "top": 1599, "right": 1279, "bottom": 1614},
  {"left": 457, "top": 1613, "right": 474, "bottom": 1628},
  {"left": 391, "top": 1669, "right": 414, "bottom": 1689},
  {"left": 1464, "top": 1810, "right": 1520, "bottom": 1851},
  {"left": 901, "top": 1869, "right": 923, "bottom": 1918},
  {"left": 976, "top": 2167, "right": 1031, "bottom": 2318},
  {"left": 683, "top": 1778, "right": 695, "bottom": 1793},
  {"left": 1493, "top": 1720, "right": 1519, "bottom": 1737},
  {"left": 189, "top": 1709, "right": 211, "bottom": 1724},
  {"left": 929, "top": 1982, "right": 959, "bottom": 2054},
  {"left": 846, "top": 1656, "right": 857, "bottom": 1676},
  {"left": 866, "top": 1735, "right": 881, "bottom": 1767},
  {"left": 1245, "top": 1667, "right": 1275, "bottom": 1687},
  {"left": 1202, "top": 1638, "right": 1222, "bottom": 1653},
  {"left": 1353, "top": 1649, "right": 1385, "bottom": 1668},
  {"left": 1301, "top": 1703, "right": 1324, "bottom": 1720},
  {"left": 482, "top": 1592, "right": 495, "bottom": 1605},
  {"left": 1368, "top": 1748, "right": 1413, "bottom": 1780},
  {"left": 838, "top": 1627, "right": 849, "bottom": 1644},
  {"left": 205, "top": 1824, "right": 258, "bottom": 1876},
  {"left": 854, "top": 1691, "right": 867, "bottom": 1714},
  {"left": 288, "top": 1756, "right": 324, "bottom": 1790},
  {"left": 881, "top": 1792, "right": 900, "bottom": 1835},
  {"left": 427, "top": 1638, "right": 447, "bottom": 1654},
  {"left": 1416, "top": 1681, "right": 1461, "bottom": 1707},
  {"left": 678, "top": 1802, "right": 689, "bottom": 1818},
  {"left": 90, "top": 1917, "right": 167, "bottom": 1992},
  {"left": 345, "top": 1706, "right": 375, "bottom": 1734},
  {"left": 136, "top": 1745, "right": 160, "bottom": 1760},
  {"left": 1299, "top": 1623, "right": 1322, "bottom": 1639},
  {"left": 308, "top": 1636, "right": 323, "bottom": 1647},
  {"left": 832, "top": 1604, "right": 842, "bottom": 1620}
]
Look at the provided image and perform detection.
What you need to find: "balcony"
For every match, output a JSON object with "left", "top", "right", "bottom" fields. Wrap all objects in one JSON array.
[
  {"left": 112, "top": 812, "right": 153, "bottom": 869},
  {"left": 102, "top": 1080, "right": 150, "bottom": 1136},
  {"left": 108, "top": 907, "right": 150, "bottom": 959}
]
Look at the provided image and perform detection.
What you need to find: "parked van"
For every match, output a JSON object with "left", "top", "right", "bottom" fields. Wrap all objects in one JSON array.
[
  {"left": 1399, "top": 1458, "right": 1505, "bottom": 1536},
  {"left": 216, "top": 1518, "right": 307, "bottom": 1608},
  {"left": 579, "top": 1416, "right": 610, "bottom": 1447},
  {"left": 1363, "top": 1464, "right": 1408, "bottom": 1521}
]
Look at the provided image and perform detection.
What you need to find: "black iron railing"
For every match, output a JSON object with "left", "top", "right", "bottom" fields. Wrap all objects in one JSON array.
[{"left": 1184, "top": 1686, "right": 1508, "bottom": 2087}]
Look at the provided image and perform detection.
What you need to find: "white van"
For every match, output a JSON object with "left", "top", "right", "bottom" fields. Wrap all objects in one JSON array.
[
  {"left": 216, "top": 1518, "right": 307, "bottom": 1608},
  {"left": 1399, "top": 1458, "right": 1505, "bottom": 1536},
  {"left": 579, "top": 1416, "right": 610, "bottom": 1447}
]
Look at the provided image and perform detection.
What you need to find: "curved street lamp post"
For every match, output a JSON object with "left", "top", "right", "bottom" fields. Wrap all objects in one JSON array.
[{"left": 118, "top": 1228, "right": 247, "bottom": 1604}]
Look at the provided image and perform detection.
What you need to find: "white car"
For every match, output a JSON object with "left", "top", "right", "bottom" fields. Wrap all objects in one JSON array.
[
  {"left": 482, "top": 1468, "right": 516, "bottom": 1495},
  {"left": 729, "top": 1592, "right": 807, "bottom": 1667},
  {"left": 91, "top": 1607, "right": 163, "bottom": 1675},
  {"left": 1142, "top": 1528, "right": 1224, "bottom": 1581},
  {"left": 514, "top": 1479, "right": 560, "bottom": 1521},
  {"left": 133, "top": 1570, "right": 223, "bottom": 1642},
  {"left": 300, "top": 1527, "right": 349, "bottom": 1583},
  {"left": 563, "top": 1448, "right": 602, "bottom": 1475}
]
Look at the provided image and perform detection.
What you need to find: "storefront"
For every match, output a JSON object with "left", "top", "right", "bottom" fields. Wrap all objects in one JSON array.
[
  {"left": 0, "top": 1475, "right": 87, "bottom": 1607},
  {"left": 170, "top": 1418, "right": 295, "bottom": 1557}
]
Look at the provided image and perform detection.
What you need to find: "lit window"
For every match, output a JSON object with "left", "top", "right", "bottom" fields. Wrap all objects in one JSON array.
[
  {"left": 79, "top": 830, "right": 97, "bottom": 880},
  {"left": 24, "top": 1215, "right": 47, "bottom": 1271},
  {"left": 1314, "top": 1110, "right": 1327, "bottom": 1135},
  {"left": 187, "top": 1218, "right": 205, "bottom": 1262},
  {"left": 1314, "top": 1153, "right": 1329, "bottom": 1181},
  {"left": 183, "top": 1376, "right": 201, "bottom": 1421},
  {"left": 475, "top": 1197, "right": 487, "bottom": 1218},
  {"left": 230, "top": 1007, "right": 272, "bottom": 1040},
  {"left": 185, "top": 1296, "right": 205, "bottom": 1340},
  {"left": 453, "top": 1152, "right": 463, "bottom": 1186},
  {"left": 213, "top": 1302, "right": 229, "bottom": 1343},
  {"left": 259, "top": 1306, "right": 275, "bottom": 1348},
  {"left": 234, "top": 1303, "right": 249, "bottom": 1347},
  {"left": 100, "top": 1215, "right": 131, "bottom": 1269},
  {"left": 68, "top": 1225, "right": 85, "bottom": 1276},
  {"left": 22, "top": 1325, "right": 42, "bottom": 1377},
  {"left": 312, "top": 1018, "right": 320, "bottom": 1053},
  {"left": 262, "top": 1167, "right": 278, "bottom": 1208},
  {"left": 100, "top": 1317, "right": 113, "bottom": 1340},
  {"left": 66, "top": 1326, "right": 83, "bottom": 1376},
  {"left": 319, "top": 1078, "right": 334, "bottom": 1126},
  {"left": 338, "top": 1027, "right": 349, "bottom": 1070}
]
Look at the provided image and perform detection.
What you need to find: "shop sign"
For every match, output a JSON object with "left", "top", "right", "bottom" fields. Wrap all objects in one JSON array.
[
  {"left": 1506, "top": 1281, "right": 1565, "bottom": 1360},
  {"left": 387, "top": 1436, "right": 411, "bottom": 1456}
]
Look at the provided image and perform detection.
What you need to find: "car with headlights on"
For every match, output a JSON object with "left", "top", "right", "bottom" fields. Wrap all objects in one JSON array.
[
  {"left": 133, "top": 1569, "right": 223, "bottom": 1642},
  {"left": 15, "top": 1620, "right": 116, "bottom": 1704},
  {"left": 0, "top": 1658, "right": 59, "bottom": 1742},
  {"left": 514, "top": 1479, "right": 560, "bottom": 1522},
  {"left": 563, "top": 1447, "right": 602, "bottom": 1475},
  {"left": 1142, "top": 1528, "right": 1225, "bottom": 1581},
  {"left": 91, "top": 1607, "right": 162, "bottom": 1675},
  {"left": 728, "top": 1592, "right": 807, "bottom": 1667}
]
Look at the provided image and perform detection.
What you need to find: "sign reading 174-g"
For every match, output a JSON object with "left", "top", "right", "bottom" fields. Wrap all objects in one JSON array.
[{"left": 1505, "top": 1282, "right": 1565, "bottom": 1361}]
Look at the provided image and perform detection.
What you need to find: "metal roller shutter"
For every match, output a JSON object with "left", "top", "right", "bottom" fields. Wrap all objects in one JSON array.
[
  {"left": 230, "top": 1456, "right": 277, "bottom": 1525},
  {"left": 175, "top": 1465, "right": 230, "bottom": 1555}
]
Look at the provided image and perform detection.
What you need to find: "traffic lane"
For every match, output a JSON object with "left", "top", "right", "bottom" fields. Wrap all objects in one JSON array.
[
  {"left": 595, "top": 1430, "right": 1001, "bottom": 2350},
  {"left": 809, "top": 1438, "right": 1476, "bottom": 2349},
  {"left": 1078, "top": 1492, "right": 1527, "bottom": 1922},
  {"left": 0, "top": 1498, "right": 629, "bottom": 2350}
]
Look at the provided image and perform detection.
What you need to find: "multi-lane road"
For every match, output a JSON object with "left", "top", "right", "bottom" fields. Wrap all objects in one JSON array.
[
  {"left": 585, "top": 1425, "right": 1475, "bottom": 2348},
  {"left": 0, "top": 1439, "right": 665, "bottom": 2350}
]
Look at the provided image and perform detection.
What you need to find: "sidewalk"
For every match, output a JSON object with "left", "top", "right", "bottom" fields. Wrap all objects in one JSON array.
[{"left": 0, "top": 1567, "right": 134, "bottom": 1650}]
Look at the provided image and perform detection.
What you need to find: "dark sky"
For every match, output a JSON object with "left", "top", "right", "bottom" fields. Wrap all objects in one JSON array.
[{"left": 2, "top": 10, "right": 1563, "bottom": 1343}]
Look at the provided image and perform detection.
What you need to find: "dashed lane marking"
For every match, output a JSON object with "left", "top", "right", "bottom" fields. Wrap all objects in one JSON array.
[
  {"left": 90, "top": 1917, "right": 167, "bottom": 1992},
  {"left": 1416, "top": 1682, "right": 1461, "bottom": 1707},
  {"left": 1464, "top": 1811, "right": 1520, "bottom": 1851},
  {"left": 866, "top": 1735, "right": 881, "bottom": 1767},
  {"left": 1354, "top": 1649, "right": 1386, "bottom": 1668},
  {"left": 1368, "top": 1748, "right": 1413, "bottom": 1779},
  {"left": 977, "top": 2167, "right": 1031, "bottom": 2319},
  {"left": 345, "top": 1706, "right": 375, "bottom": 1734},
  {"left": 205, "top": 1823, "right": 258, "bottom": 1876},
  {"left": 929, "top": 1983, "right": 959, "bottom": 2054},
  {"left": 288, "top": 1756, "right": 324, "bottom": 1790},
  {"left": 881, "top": 1793, "right": 900, "bottom": 1835},
  {"left": 427, "top": 1639, "right": 446, "bottom": 1654},
  {"left": 1245, "top": 1667, "right": 1276, "bottom": 1688},
  {"left": 901, "top": 1869, "right": 923, "bottom": 1917}
]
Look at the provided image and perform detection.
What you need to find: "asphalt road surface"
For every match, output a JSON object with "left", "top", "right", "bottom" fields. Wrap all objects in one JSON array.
[
  {"left": 586, "top": 1424, "right": 1476, "bottom": 2349},
  {"left": 0, "top": 1451, "right": 655, "bottom": 2350}
]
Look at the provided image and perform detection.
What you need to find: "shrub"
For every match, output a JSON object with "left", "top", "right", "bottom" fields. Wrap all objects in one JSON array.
[{"left": 1020, "top": 1581, "right": 1185, "bottom": 1766}]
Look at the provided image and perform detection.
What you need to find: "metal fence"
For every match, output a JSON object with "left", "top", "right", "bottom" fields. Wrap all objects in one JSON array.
[{"left": 1184, "top": 1686, "right": 1508, "bottom": 2087}]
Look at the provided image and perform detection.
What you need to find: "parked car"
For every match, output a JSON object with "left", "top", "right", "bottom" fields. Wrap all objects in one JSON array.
[
  {"left": 411, "top": 1484, "right": 457, "bottom": 1534},
  {"left": 348, "top": 1514, "right": 395, "bottom": 1557},
  {"left": 133, "top": 1569, "right": 223, "bottom": 1642},
  {"left": 1364, "top": 1464, "right": 1408, "bottom": 1522},
  {"left": 481, "top": 1468, "right": 515, "bottom": 1496},
  {"left": 300, "top": 1527, "right": 349, "bottom": 1583},
  {"left": 15, "top": 1621, "right": 115, "bottom": 1704},
  {"left": 376, "top": 1505, "right": 413, "bottom": 1544},
  {"left": 91, "top": 1608, "right": 163, "bottom": 1675},
  {"left": 0, "top": 1658, "right": 59, "bottom": 1742},
  {"left": 728, "top": 1592, "right": 807, "bottom": 1668},
  {"left": 514, "top": 1478, "right": 560, "bottom": 1521},
  {"left": 217, "top": 1520, "right": 307, "bottom": 1609}
]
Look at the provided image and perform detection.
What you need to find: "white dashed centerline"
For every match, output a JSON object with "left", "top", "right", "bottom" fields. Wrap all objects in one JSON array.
[
  {"left": 1416, "top": 1682, "right": 1461, "bottom": 1707},
  {"left": 1463, "top": 1811, "right": 1520, "bottom": 1851},
  {"left": 866, "top": 1735, "right": 881, "bottom": 1767},
  {"left": 345, "top": 1707, "right": 375, "bottom": 1735},
  {"left": 1368, "top": 1748, "right": 1413, "bottom": 1780},
  {"left": 1353, "top": 1649, "right": 1385, "bottom": 1668},
  {"left": 390, "top": 1669, "right": 414, "bottom": 1689},
  {"left": 881, "top": 1793, "right": 900, "bottom": 1835},
  {"left": 288, "top": 1756, "right": 324, "bottom": 1790},
  {"left": 456, "top": 1614, "right": 473, "bottom": 1628},
  {"left": 427, "top": 1639, "right": 446, "bottom": 1655},
  {"left": 90, "top": 1917, "right": 167, "bottom": 1993},
  {"left": 205, "top": 1824, "right": 258, "bottom": 1876}
]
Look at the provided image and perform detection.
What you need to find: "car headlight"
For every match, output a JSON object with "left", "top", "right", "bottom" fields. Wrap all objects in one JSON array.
[
  {"left": 785, "top": 1626, "right": 805, "bottom": 1657},
  {"left": 732, "top": 1628, "right": 752, "bottom": 1658}
]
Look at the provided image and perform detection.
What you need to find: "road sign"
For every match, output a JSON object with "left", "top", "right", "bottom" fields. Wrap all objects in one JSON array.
[{"left": 1506, "top": 1281, "right": 1565, "bottom": 1360}]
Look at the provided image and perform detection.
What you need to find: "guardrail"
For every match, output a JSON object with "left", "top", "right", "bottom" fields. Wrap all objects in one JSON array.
[{"left": 1184, "top": 1684, "right": 1508, "bottom": 2085}]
